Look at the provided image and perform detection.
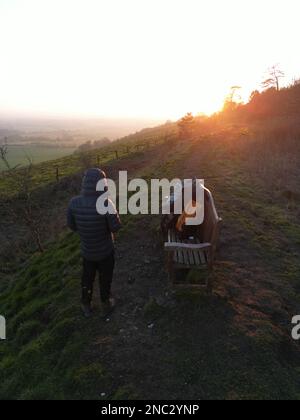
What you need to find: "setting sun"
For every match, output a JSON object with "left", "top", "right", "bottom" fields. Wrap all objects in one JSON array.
[
  {"left": 2, "top": 0, "right": 300, "bottom": 402},
  {"left": 1, "top": 0, "right": 300, "bottom": 119}
]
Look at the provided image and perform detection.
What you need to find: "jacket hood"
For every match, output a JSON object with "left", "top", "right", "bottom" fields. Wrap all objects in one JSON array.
[{"left": 81, "top": 168, "right": 107, "bottom": 197}]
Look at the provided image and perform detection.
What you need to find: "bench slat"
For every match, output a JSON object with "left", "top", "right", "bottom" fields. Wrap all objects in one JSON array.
[
  {"left": 193, "top": 248, "right": 201, "bottom": 265},
  {"left": 195, "top": 237, "right": 207, "bottom": 264},
  {"left": 182, "top": 250, "right": 190, "bottom": 265},
  {"left": 187, "top": 246, "right": 195, "bottom": 266},
  {"left": 167, "top": 229, "right": 209, "bottom": 267},
  {"left": 169, "top": 230, "right": 177, "bottom": 263},
  {"left": 172, "top": 230, "right": 182, "bottom": 264}
]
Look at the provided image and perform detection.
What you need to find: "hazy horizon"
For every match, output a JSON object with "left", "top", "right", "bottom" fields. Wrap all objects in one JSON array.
[
  {"left": 0, "top": 114, "right": 165, "bottom": 127},
  {"left": 1, "top": 0, "right": 300, "bottom": 119},
  {"left": 0, "top": 115, "right": 166, "bottom": 144}
]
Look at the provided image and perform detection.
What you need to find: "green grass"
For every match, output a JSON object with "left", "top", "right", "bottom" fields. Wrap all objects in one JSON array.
[
  {"left": 1, "top": 126, "right": 300, "bottom": 399},
  {"left": 153, "top": 295, "right": 299, "bottom": 400},
  {"left": 0, "top": 141, "right": 168, "bottom": 198},
  {"left": 0, "top": 127, "right": 178, "bottom": 400},
  {"left": 0, "top": 233, "right": 112, "bottom": 400},
  {"left": 0, "top": 147, "right": 110, "bottom": 196},
  {"left": 0, "top": 123, "right": 177, "bottom": 197},
  {"left": 0, "top": 145, "right": 77, "bottom": 172}
]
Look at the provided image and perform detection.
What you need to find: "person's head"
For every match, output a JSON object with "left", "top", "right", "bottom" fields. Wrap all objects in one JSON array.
[{"left": 81, "top": 168, "right": 107, "bottom": 196}]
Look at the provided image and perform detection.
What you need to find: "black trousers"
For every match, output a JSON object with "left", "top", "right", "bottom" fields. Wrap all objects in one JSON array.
[{"left": 81, "top": 253, "right": 115, "bottom": 305}]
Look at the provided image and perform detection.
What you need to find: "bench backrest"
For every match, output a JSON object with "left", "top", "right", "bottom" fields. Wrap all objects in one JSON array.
[{"left": 200, "top": 187, "right": 222, "bottom": 255}]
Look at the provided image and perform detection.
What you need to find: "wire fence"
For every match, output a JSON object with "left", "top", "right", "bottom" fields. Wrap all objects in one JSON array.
[{"left": 54, "top": 135, "right": 178, "bottom": 182}]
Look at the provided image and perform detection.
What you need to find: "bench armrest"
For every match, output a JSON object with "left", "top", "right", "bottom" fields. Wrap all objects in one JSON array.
[{"left": 164, "top": 242, "right": 212, "bottom": 252}]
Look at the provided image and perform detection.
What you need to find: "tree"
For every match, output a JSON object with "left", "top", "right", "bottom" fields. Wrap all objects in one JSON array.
[
  {"left": 94, "top": 138, "right": 110, "bottom": 148},
  {"left": 223, "top": 86, "right": 242, "bottom": 112},
  {"left": 228, "top": 86, "right": 242, "bottom": 103},
  {"left": 262, "top": 64, "right": 285, "bottom": 91},
  {"left": 77, "top": 140, "right": 92, "bottom": 152},
  {"left": 249, "top": 90, "right": 260, "bottom": 102},
  {"left": 178, "top": 113, "right": 195, "bottom": 140}
]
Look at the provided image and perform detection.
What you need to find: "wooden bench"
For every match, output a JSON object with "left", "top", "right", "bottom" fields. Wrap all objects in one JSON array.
[{"left": 164, "top": 186, "right": 222, "bottom": 290}]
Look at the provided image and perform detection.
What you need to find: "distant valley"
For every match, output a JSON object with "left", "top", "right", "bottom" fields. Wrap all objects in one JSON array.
[{"left": 0, "top": 116, "right": 164, "bottom": 169}]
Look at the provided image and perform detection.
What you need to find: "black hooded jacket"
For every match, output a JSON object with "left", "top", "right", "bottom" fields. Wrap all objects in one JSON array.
[{"left": 67, "top": 168, "right": 121, "bottom": 261}]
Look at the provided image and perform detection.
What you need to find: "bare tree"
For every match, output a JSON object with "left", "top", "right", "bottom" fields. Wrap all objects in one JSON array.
[
  {"left": 228, "top": 86, "right": 242, "bottom": 103},
  {"left": 262, "top": 64, "right": 285, "bottom": 91},
  {"left": 223, "top": 86, "right": 242, "bottom": 112},
  {"left": 0, "top": 142, "right": 44, "bottom": 253}
]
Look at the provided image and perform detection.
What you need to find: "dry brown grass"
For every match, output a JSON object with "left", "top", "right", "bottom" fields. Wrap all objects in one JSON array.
[
  {"left": 195, "top": 117, "right": 300, "bottom": 207},
  {"left": 244, "top": 121, "right": 300, "bottom": 202}
]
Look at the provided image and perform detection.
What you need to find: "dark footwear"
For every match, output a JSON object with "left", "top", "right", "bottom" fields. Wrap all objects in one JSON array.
[
  {"left": 101, "top": 298, "right": 116, "bottom": 318},
  {"left": 81, "top": 304, "right": 93, "bottom": 318}
]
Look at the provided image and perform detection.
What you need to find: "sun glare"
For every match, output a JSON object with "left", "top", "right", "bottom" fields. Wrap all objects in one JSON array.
[{"left": 1, "top": 0, "right": 300, "bottom": 119}]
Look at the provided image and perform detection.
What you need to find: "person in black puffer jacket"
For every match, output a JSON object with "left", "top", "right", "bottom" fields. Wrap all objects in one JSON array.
[{"left": 67, "top": 168, "right": 122, "bottom": 318}]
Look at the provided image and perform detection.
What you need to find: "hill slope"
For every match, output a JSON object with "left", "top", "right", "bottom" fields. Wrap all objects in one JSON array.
[{"left": 1, "top": 130, "right": 300, "bottom": 400}]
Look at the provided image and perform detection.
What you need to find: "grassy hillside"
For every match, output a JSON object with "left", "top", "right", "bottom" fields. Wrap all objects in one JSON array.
[
  {"left": 1, "top": 126, "right": 300, "bottom": 399},
  {"left": 0, "top": 122, "right": 177, "bottom": 196}
]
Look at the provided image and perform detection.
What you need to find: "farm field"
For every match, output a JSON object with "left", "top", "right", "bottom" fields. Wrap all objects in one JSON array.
[{"left": 0, "top": 145, "right": 77, "bottom": 171}]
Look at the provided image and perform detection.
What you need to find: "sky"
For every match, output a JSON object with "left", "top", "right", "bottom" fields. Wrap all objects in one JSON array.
[{"left": 1, "top": 0, "right": 300, "bottom": 120}]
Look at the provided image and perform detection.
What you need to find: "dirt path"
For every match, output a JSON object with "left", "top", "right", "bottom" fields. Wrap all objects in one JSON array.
[{"left": 81, "top": 139, "right": 300, "bottom": 400}]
